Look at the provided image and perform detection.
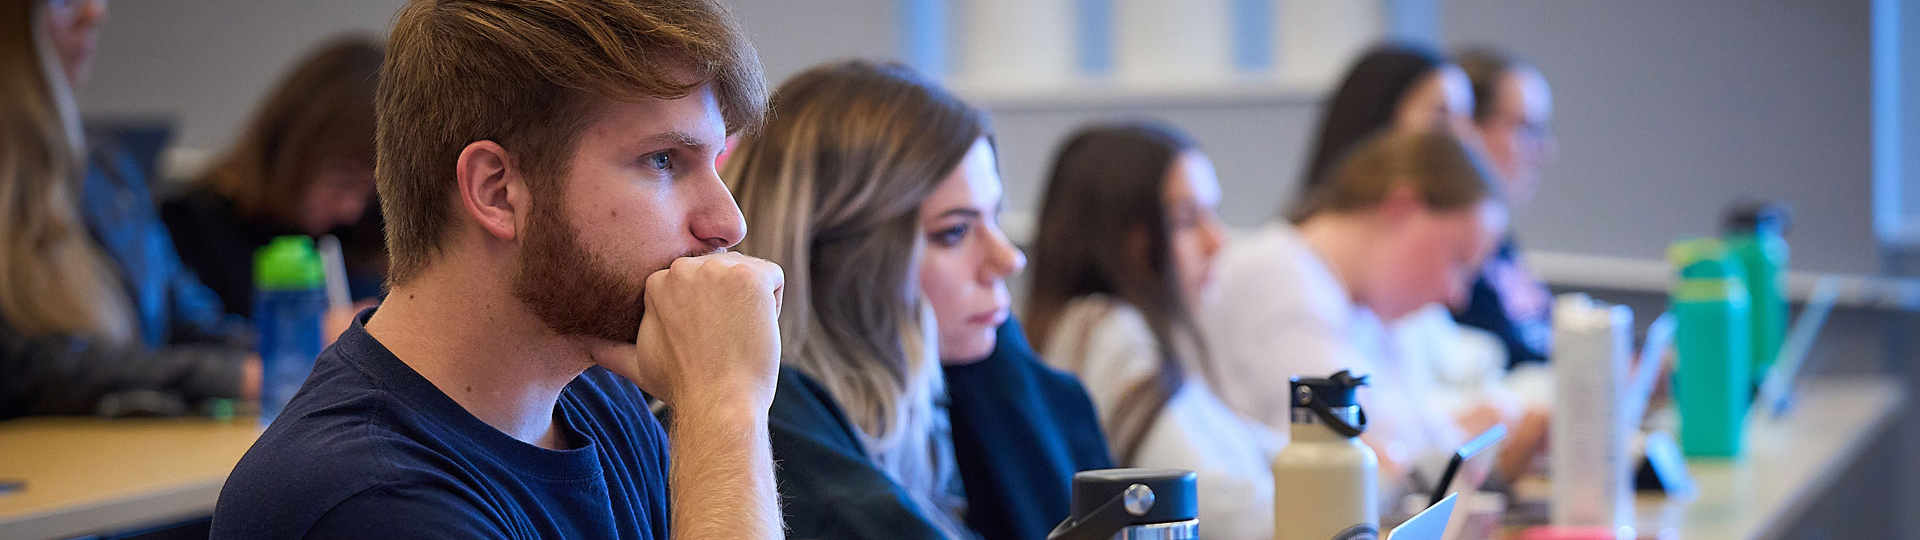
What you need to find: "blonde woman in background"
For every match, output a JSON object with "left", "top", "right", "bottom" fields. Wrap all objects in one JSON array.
[
  {"left": 727, "top": 60, "right": 1110, "bottom": 540},
  {"left": 1, "top": 0, "right": 257, "bottom": 418}
]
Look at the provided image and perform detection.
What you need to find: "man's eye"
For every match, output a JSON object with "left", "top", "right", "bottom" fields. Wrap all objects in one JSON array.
[{"left": 644, "top": 152, "right": 672, "bottom": 171}]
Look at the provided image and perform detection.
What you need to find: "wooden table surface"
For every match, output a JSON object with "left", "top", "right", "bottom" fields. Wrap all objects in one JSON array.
[{"left": 0, "top": 417, "right": 262, "bottom": 540}]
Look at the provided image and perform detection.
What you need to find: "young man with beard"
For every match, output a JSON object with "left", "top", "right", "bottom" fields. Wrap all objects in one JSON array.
[{"left": 210, "top": 0, "right": 781, "bottom": 538}]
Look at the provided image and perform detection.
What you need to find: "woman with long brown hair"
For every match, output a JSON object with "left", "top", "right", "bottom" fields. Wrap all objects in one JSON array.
[
  {"left": 1, "top": 0, "right": 255, "bottom": 417},
  {"left": 726, "top": 59, "right": 1109, "bottom": 540},
  {"left": 1026, "top": 121, "right": 1276, "bottom": 540},
  {"left": 1293, "top": 42, "right": 1476, "bottom": 207},
  {"left": 162, "top": 35, "right": 386, "bottom": 317}
]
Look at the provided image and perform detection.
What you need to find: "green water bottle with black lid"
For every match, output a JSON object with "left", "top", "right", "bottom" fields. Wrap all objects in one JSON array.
[
  {"left": 1722, "top": 202, "right": 1790, "bottom": 389},
  {"left": 1669, "top": 237, "right": 1752, "bottom": 458}
]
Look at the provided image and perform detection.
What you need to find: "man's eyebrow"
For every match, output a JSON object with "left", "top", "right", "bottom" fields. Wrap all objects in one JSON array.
[{"left": 637, "top": 130, "right": 711, "bottom": 152}]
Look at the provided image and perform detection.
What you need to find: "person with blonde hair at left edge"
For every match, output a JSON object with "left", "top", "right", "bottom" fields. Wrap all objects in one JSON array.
[
  {"left": 1, "top": 0, "right": 260, "bottom": 418},
  {"left": 726, "top": 59, "right": 1112, "bottom": 540}
]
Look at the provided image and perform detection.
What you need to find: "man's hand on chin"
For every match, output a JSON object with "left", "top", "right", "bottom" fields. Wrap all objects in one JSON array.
[{"left": 584, "top": 252, "right": 783, "bottom": 411}]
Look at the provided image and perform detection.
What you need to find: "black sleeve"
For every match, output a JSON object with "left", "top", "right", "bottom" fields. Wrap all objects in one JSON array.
[
  {"left": 160, "top": 192, "right": 248, "bottom": 318},
  {"left": 766, "top": 368, "right": 949, "bottom": 540},
  {"left": 162, "top": 240, "right": 254, "bottom": 347},
  {"left": 0, "top": 322, "right": 248, "bottom": 418},
  {"left": 947, "top": 316, "right": 1114, "bottom": 540}
]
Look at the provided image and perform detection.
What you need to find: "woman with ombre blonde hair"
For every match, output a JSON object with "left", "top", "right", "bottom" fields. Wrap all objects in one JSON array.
[{"left": 727, "top": 59, "right": 1109, "bottom": 540}]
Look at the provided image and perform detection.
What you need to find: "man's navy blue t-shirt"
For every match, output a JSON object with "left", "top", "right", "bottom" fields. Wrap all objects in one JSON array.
[{"left": 211, "top": 311, "right": 671, "bottom": 539}]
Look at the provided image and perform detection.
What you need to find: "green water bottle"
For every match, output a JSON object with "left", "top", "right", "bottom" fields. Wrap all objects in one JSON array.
[
  {"left": 1669, "top": 237, "right": 1751, "bottom": 458},
  {"left": 254, "top": 236, "right": 327, "bottom": 424},
  {"left": 1722, "top": 203, "right": 1790, "bottom": 388}
]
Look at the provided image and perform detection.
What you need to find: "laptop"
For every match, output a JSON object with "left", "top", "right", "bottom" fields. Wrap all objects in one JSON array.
[{"left": 1388, "top": 492, "right": 1458, "bottom": 540}]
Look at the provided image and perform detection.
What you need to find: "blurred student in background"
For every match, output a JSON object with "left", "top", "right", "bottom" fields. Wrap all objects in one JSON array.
[
  {"left": 1386, "top": 48, "right": 1557, "bottom": 482},
  {"left": 1027, "top": 121, "right": 1277, "bottom": 540},
  {"left": 162, "top": 36, "right": 387, "bottom": 317},
  {"left": 1205, "top": 131, "right": 1506, "bottom": 498},
  {"left": 1452, "top": 47, "right": 1558, "bottom": 370},
  {"left": 1, "top": 0, "right": 257, "bottom": 418},
  {"left": 1297, "top": 43, "right": 1476, "bottom": 197},
  {"left": 727, "top": 60, "right": 1110, "bottom": 540}
]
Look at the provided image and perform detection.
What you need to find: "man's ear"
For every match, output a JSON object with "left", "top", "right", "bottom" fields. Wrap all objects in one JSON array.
[{"left": 456, "top": 140, "right": 529, "bottom": 241}]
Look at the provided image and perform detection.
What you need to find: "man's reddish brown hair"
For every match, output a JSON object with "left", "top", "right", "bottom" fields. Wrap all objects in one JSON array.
[{"left": 376, "top": 0, "right": 768, "bottom": 285}]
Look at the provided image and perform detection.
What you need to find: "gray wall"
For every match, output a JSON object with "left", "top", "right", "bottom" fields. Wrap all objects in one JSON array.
[
  {"left": 760, "top": 0, "right": 1885, "bottom": 276},
  {"left": 729, "top": 0, "right": 898, "bottom": 83},
  {"left": 1443, "top": 0, "right": 1877, "bottom": 274},
  {"left": 79, "top": 0, "right": 405, "bottom": 153},
  {"left": 78, "top": 0, "right": 898, "bottom": 155},
  {"left": 985, "top": 96, "right": 1322, "bottom": 235},
  {"left": 79, "top": 0, "right": 1880, "bottom": 276}
]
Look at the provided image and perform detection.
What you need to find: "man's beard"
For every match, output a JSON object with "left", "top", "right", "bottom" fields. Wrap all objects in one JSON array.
[{"left": 511, "top": 194, "right": 652, "bottom": 343}]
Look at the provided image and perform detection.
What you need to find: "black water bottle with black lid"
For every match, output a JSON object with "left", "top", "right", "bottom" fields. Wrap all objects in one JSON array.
[{"left": 1047, "top": 468, "right": 1198, "bottom": 540}]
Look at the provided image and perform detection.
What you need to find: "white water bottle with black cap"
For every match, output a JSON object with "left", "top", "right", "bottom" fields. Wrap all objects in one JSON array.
[{"left": 1273, "top": 370, "right": 1377, "bottom": 540}]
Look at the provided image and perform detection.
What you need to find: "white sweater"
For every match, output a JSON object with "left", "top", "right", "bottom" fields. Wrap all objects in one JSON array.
[
  {"left": 1040, "top": 295, "right": 1279, "bottom": 540},
  {"left": 1201, "top": 223, "right": 1465, "bottom": 496}
]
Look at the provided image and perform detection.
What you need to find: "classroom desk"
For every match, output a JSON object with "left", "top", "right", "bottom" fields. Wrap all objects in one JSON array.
[
  {"left": 0, "top": 417, "right": 261, "bottom": 540},
  {"left": 1630, "top": 376, "right": 1906, "bottom": 540},
  {"left": 0, "top": 377, "right": 1901, "bottom": 540}
]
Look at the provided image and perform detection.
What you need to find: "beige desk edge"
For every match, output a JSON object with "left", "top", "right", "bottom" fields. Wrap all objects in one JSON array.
[{"left": 1636, "top": 376, "right": 1907, "bottom": 540}]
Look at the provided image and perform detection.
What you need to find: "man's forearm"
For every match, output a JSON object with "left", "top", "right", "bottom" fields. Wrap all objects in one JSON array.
[{"left": 668, "top": 403, "right": 781, "bottom": 540}]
